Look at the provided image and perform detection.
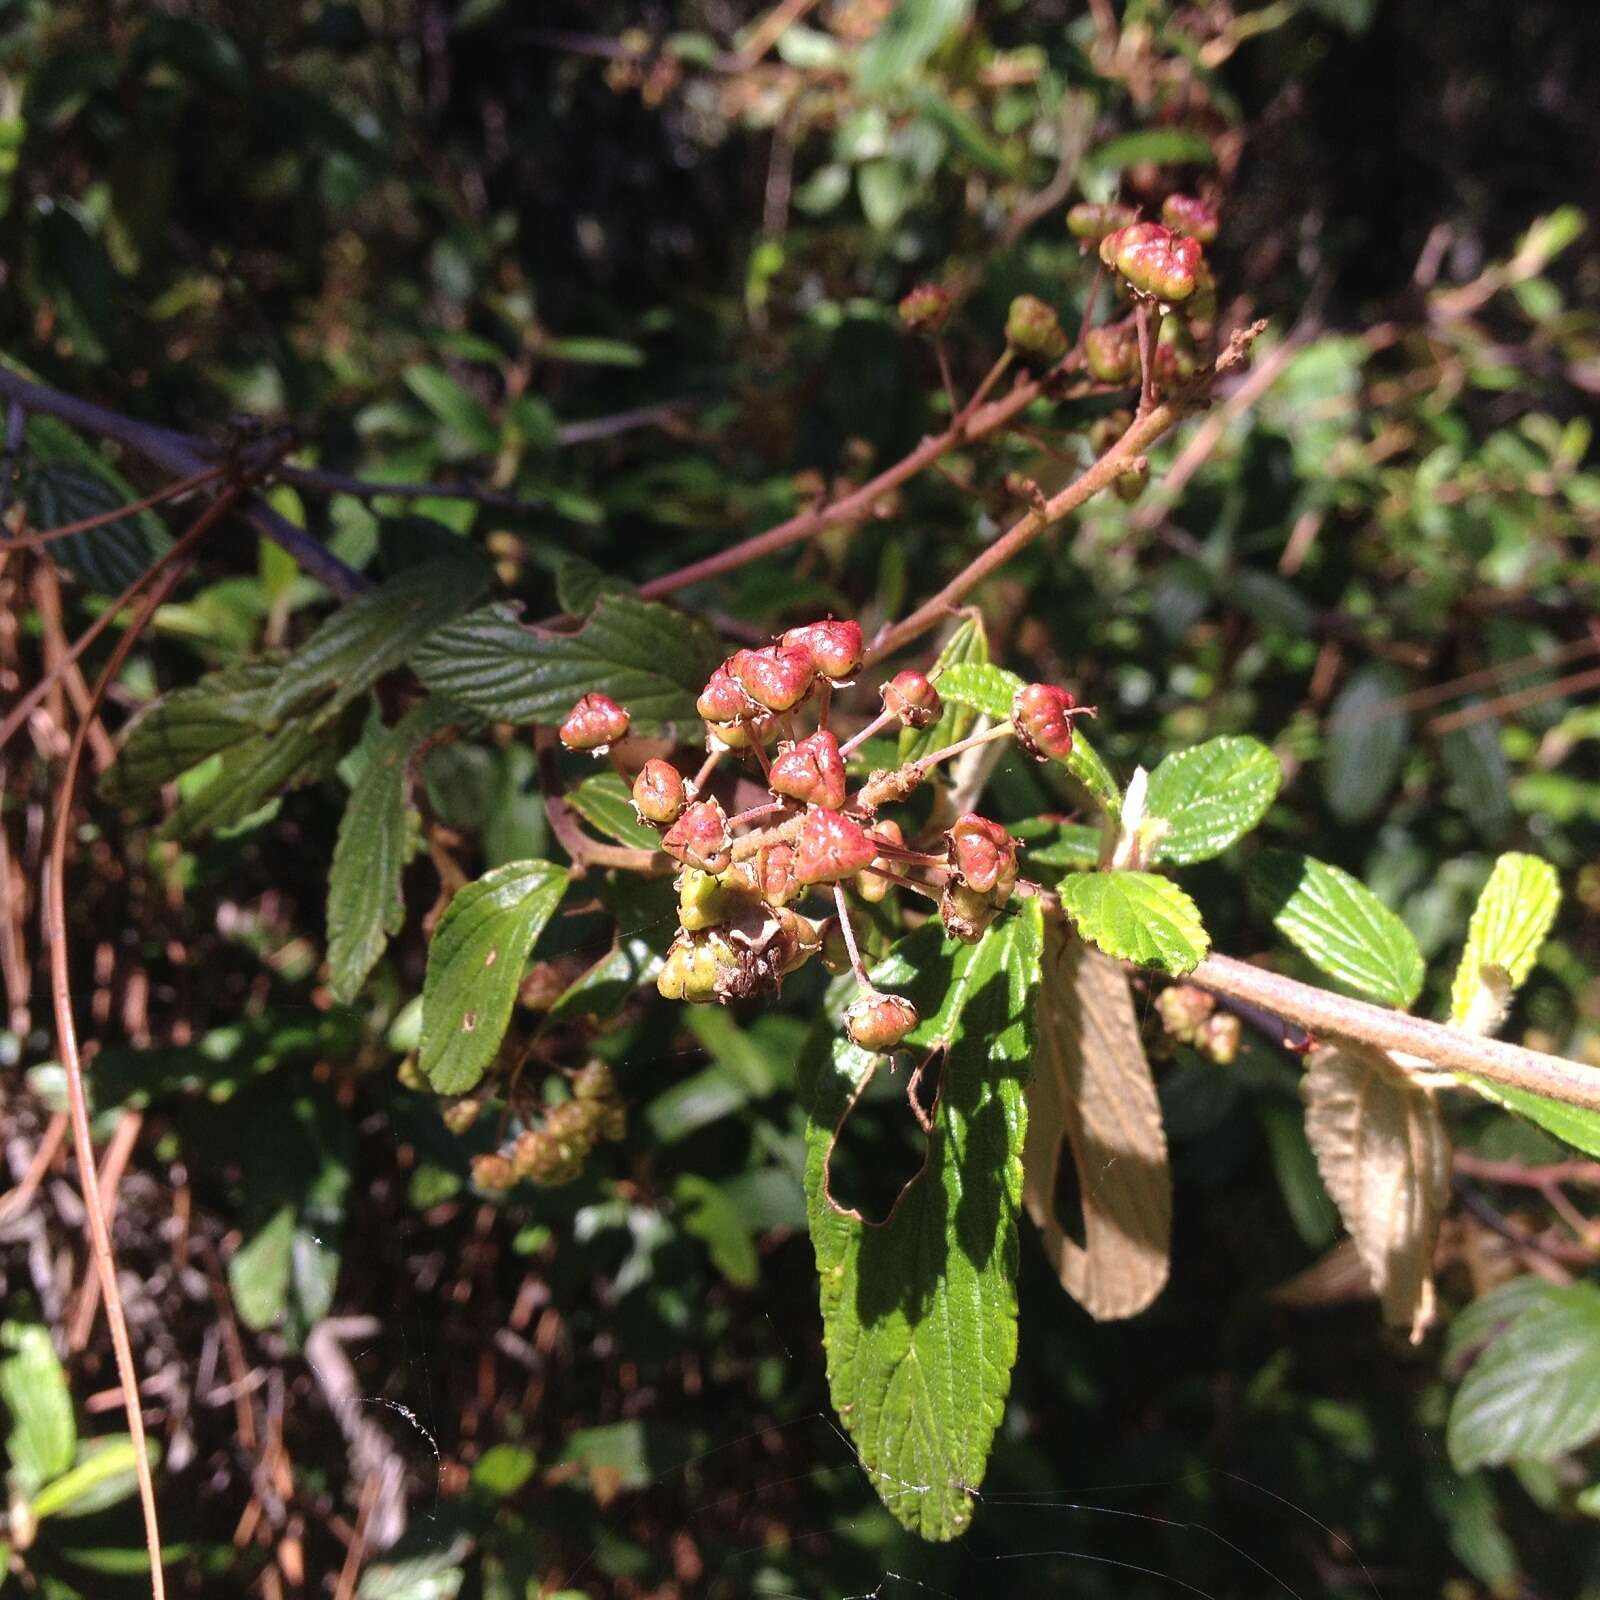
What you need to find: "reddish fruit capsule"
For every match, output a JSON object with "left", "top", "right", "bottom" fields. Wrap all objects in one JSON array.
[
  {"left": 1099, "top": 222, "right": 1203, "bottom": 303},
  {"left": 559, "top": 692, "right": 630, "bottom": 753},
  {"left": 697, "top": 662, "right": 751, "bottom": 725},
  {"left": 1067, "top": 200, "right": 1139, "bottom": 242},
  {"left": 661, "top": 797, "right": 732, "bottom": 875},
  {"left": 898, "top": 283, "right": 953, "bottom": 336},
  {"left": 794, "top": 807, "right": 878, "bottom": 885},
  {"left": 940, "top": 881, "right": 997, "bottom": 945},
  {"left": 845, "top": 992, "right": 919, "bottom": 1052},
  {"left": 632, "top": 759, "right": 688, "bottom": 826},
  {"left": 768, "top": 730, "right": 848, "bottom": 811},
  {"left": 1160, "top": 193, "right": 1219, "bottom": 244},
  {"left": 758, "top": 841, "right": 801, "bottom": 907},
  {"left": 882, "top": 670, "right": 942, "bottom": 730},
  {"left": 730, "top": 644, "right": 815, "bottom": 713},
  {"left": 1011, "top": 682, "right": 1095, "bottom": 762},
  {"left": 782, "top": 618, "right": 864, "bottom": 682},
  {"left": 855, "top": 818, "right": 903, "bottom": 904},
  {"left": 1005, "top": 294, "right": 1069, "bottom": 362},
  {"left": 948, "top": 813, "right": 1018, "bottom": 897}
]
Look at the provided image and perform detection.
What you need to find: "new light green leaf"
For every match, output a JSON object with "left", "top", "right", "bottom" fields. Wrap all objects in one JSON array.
[
  {"left": 1323, "top": 663, "right": 1409, "bottom": 824},
  {"left": 1143, "top": 735, "right": 1282, "bottom": 864},
  {"left": 420, "top": 860, "right": 569, "bottom": 1093},
  {"left": 100, "top": 657, "right": 284, "bottom": 805},
  {"left": 266, "top": 557, "right": 489, "bottom": 722},
  {"left": 412, "top": 593, "right": 722, "bottom": 732},
  {"left": 0, "top": 1321, "right": 76, "bottom": 1495},
  {"left": 1251, "top": 849, "right": 1424, "bottom": 1008},
  {"left": 1448, "top": 1282, "right": 1600, "bottom": 1471},
  {"left": 804, "top": 899, "right": 1043, "bottom": 1540},
  {"left": 1450, "top": 852, "right": 1559, "bottom": 1033},
  {"left": 1057, "top": 871, "right": 1209, "bottom": 975},
  {"left": 327, "top": 700, "right": 461, "bottom": 1003}
]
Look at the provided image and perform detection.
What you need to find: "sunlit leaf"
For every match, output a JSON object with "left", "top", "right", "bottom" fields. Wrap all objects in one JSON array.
[
  {"left": 1143, "top": 735, "right": 1281, "bottom": 864},
  {"left": 1449, "top": 852, "right": 1559, "bottom": 1034},
  {"left": 1057, "top": 870, "right": 1209, "bottom": 975},
  {"left": 0, "top": 1321, "right": 76, "bottom": 1494}
]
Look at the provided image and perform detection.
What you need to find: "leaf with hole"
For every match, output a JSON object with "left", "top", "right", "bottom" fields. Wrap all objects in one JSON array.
[
  {"left": 1143, "top": 735, "right": 1281, "bottom": 864},
  {"left": 1251, "top": 849, "right": 1424, "bottom": 1008},
  {"left": 1057, "top": 871, "right": 1209, "bottom": 975},
  {"left": 804, "top": 899, "right": 1043, "bottom": 1540},
  {"left": 413, "top": 593, "right": 722, "bottom": 733},
  {"left": 1303, "top": 1044, "right": 1451, "bottom": 1340},
  {"left": 420, "top": 860, "right": 570, "bottom": 1093},
  {"left": 1024, "top": 928, "right": 1170, "bottom": 1319}
]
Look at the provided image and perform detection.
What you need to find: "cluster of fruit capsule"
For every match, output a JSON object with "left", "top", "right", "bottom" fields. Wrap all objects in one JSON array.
[
  {"left": 901, "top": 192, "right": 1219, "bottom": 395},
  {"left": 469, "top": 1059, "right": 626, "bottom": 1191},
  {"left": 1153, "top": 984, "right": 1241, "bottom": 1066},
  {"left": 557, "top": 618, "right": 1093, "bottom": 1056}
]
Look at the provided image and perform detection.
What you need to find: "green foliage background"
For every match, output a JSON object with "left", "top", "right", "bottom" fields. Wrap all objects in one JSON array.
[{"left": 3, "top": 0, "right": 1600, "bottom": 1594}]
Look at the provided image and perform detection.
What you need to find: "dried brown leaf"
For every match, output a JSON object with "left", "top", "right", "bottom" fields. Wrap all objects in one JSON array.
[
  {"left": 1024, "top": 927, "right": 1171, "bottom": 1319},
  {"left": 1302, "top": 1044, "right": 1452, "bottom": 1342}
]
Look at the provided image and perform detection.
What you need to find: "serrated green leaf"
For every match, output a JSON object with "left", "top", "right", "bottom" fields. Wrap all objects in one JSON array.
[
  {"left": 1459, "top": 1079, "right": 1600, "bottom": 1161},
  {"left": 327, "top": 700, "right": 462, "bottom": 1003},
  {"left": 1444, "top": 1276, "right": 1556, "bottom": 1377},
  {"left": 1441, "top": 715, "right": 1513, "bottom": 841},
  {"left": 1323, "top": 664, "right": 1409, "bottom": 824},
  {"left": 543, "top": 551, "right": 635, "bottom": 617},
  {"left": 229, "top": 1204, "right": 295, "bottom": 1330},
  {"left": 566, "top": 770, "right": 662, "bottom": 850},
  {"left": 266, "top": 558, "right": 489, "bottom": 723},
  {"left": 0, "top": 1322, "right": 76, "bottom": 1495},
  {"left": 854, "top": 0, "right": 973, "bottom": 93},
  {"left": 1143, "top": 736, "right": 1282, "bottom": 864},
  {"left": 1450, "top": 853, "right": 1559, "bottom": 1032},
  {"left": 1448, "top": 1282, "right": 1600, "bottom": 1470},
  {"left": 24, "top": 461, "right": 155, "bottom": 593},
  {"left": 900, "top": 616, "right": 987, "bottom": 763},
  {"left": 158, "top": 708, "right": 348, "bottom": 841},
  {"left": 932, "top": 661, "right": 1121, "bottom": 819},
  {"left": 1251, "top": 850, "right": 1424, "bottom": 1008},
  {"left": 101, "top": 656, "right": 284, "bottom": 805},
  {"left": 804, "top": 900, "right": 1043, "bottom": 1540},
  {"left": 412, "top": 593, "right": 723, "bottom": 733},
  {"left": 1057, "top": 871, "right": 1209, "bottom": 975},
  {"left": 1012, "top": 818, "right": 1101, "bottom": 872},
  {"left": 420, "top": 861, "right": 570, "bottom": 1093}
]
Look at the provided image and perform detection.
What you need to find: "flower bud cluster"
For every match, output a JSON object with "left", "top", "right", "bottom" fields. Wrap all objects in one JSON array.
[
  {"left": 472, "top": 1059, "right": 627, "bottom": 1191},
  {"left": 554, "top": 621, "right": 1091, "bottom": 1055},
  {"left": 1153, "top": 984, "right": 1241, "bottom": 1065}
]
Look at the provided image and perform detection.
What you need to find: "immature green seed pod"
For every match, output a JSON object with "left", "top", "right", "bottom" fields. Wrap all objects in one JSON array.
[
  {"left": 1160, "top": 193, "right": 1219, "bottom": 244},
  {"left": 1085, "top": 323, "right": 1140, "bottom": 385},
  {"left": 1005, "top": 294, "right": 1069, "bottom": 362},
  {"left": 572, "top": 1059, "right": 617, "bottom": 1102},
  {"left": 897, "top": 283, "right": 953, "bottom": 336},
  {"left": 1067, "top": 200, "right": 1139, "bottom": 242},
  {"left": 939, "top": 881, "right": 998, "bottom": 944},
  {"left": 854, "top": 818, "right": 904, "bottom": 904}
]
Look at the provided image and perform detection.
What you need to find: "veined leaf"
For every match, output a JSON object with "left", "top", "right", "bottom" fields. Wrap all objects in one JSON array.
[
  {"left": 900, "top": 615, "right": 987, "bottom": 763},
  {"left": 266, "top": 557, "right": 489, "bottom": 722},
  {"left": 1024, "top": 930, "right": 1170, "bottom": 1319},
  {"left": 1303, "top": 1045, "right": 1451, "bottom": 1341},
  {"left": 1012, "top": 818, "right": 1101, "bottom": 873},
  {"left": 0, "top": 1321, "right": 76, "bottom": 1494},
  {"left": 854, "top": 0, "right": 973, "bottom": 93},
  {"left": 403, "top": 363, "right": 500, "bottom": 452},
  {"left": 1084, "top": 127, "right": 1218, "bottom": 176},
  {"left": 1457, "top": 1079, "right": 1600, "bottom": 1161},
  {"left": 804, "top": 900, "right": 1043, "bottom": 1540},
  {"left": 567, "top": 770, "right": 662, "bottom": 850},
  {"left": 1143, "top": 735, "right": 1281, "bottom": 864},
  {"left": 412, "top": 593, "right": 722, "bottom": 733},
  {"left": 1252, "top": 849, "right": 1424, "bottom": 1008},
  {"left": 1444, "top": 1276, "right": 1557, "bottom": 1378},
  {"left": 1448, "top": 1282, "right": 1600, "bottom": 1471},
  {"left": 420, "top": 860, "right": 570, "bottom": 1093},
  {"left": 100, "top": 656, "right": 283, "bottom": 805},
  {"left": 1323, "top": 664, "right": 1409, "bottom": 824},
  {"left": 31, "top": 1436, "right": 156, "bottom": 1522},
  {"left": 159, "top": 712, "right": 345, "bottom": 841},
  {"left": 25, "top": 460, "right": 156, "bottom": 594},
  {"left": 1450, "top": 853, "right": 1559, "bottom": 1034},
  {"left": 326, "top": 700, "right": 462, "bottom": 1003},
  {"left": 674, "top": 1174, "right": 760, "bottom": 1288},
  {"left": 1057, "top": 871, "right": 1209, "bottom": 975}
]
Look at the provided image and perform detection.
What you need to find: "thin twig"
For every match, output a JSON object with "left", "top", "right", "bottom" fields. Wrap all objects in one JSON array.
[{"left": 45, "top": 491, "right": 246, "bottom": 1599}]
